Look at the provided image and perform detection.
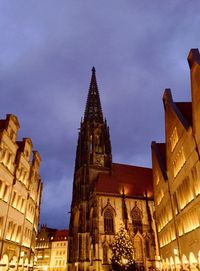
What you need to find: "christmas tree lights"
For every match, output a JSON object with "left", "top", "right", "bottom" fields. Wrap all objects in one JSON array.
[{"left": 111, "top": 223, "right": 135, "bottom": 271}]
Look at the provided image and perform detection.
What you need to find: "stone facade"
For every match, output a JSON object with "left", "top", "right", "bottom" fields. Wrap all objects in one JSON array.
[
  {"left": 68, "top": 68, "right": 159, "bottom": 271},
  {"left": 0, "top": 114, "right": 42, "bottom": 271},
  {"left": 151, "top": 49, "right": 200, "bottom": 270}
]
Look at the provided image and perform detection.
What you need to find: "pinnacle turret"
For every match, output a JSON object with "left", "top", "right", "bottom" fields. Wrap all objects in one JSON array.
[{"left": 84, "top": 67, "right": 103, "bottom": 122}]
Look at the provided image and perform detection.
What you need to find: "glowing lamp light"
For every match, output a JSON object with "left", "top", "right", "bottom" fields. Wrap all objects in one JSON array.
[
  {"left": 173, "top": 249, "right": 178, "bottom": 256},
  {"left": 122, "top": 257, "right": 128, "bottom": 265},
  {"left": 43, "top": 266, "right": 48, "bottom": 271}
]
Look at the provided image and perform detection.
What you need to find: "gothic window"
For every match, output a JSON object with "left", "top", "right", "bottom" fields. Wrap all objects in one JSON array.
[
  {"left": 131, "top": 205, "right": 142, "bottom": 234},
  {"left": 145, "top": 239, "right": 150, "bottom": 258},
  {"left": 79, "top": 235, "right": 83, "bottom": 260},
  {"left": 134, "top": 235, "right": 143, "bottom": 261},
  {"left": 89, "top": 135, "right": 93, "bottom": 154},
  {"left": 104, "top": 208, "right": 114, "bottom": 234},
  {"left": 103, "top": 245, "right": 108, "bottom": 264}
]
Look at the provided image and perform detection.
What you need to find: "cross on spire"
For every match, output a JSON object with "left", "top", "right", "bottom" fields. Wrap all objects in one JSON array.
[{"left": 84, "top": 67, "right": 103, "bottom": 122}]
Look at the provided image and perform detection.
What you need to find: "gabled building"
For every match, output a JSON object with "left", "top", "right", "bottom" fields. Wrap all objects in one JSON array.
[
  {"left": 35, "top": 225, "right": 68, "bottom": 271},
  {"left": 0, "top": 114, "right": 42, "bottom": 271},
  {"left": 68, "top": 68, "right": 159, "bottom": 271},
  {"left": 152, "top": 49, "right": 200, "bottom": 270}
]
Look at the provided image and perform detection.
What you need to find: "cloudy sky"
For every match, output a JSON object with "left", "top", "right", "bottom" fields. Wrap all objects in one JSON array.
[{"left": 0, "top": 0, "right": 199, "bottom": 229}]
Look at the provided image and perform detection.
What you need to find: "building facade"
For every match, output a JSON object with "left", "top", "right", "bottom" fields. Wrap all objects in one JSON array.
[
  {"left": 68, "top": 68, "right": 159, "bottom": 271},
  {"left": 151, "top": 49, "right": 200, "bottom": 270},
  {"left": 35, "top": 225, "right": 68, "bottom": 271},
  {"left": 0, "top": 114, "right": 42, "bottom": 271}
]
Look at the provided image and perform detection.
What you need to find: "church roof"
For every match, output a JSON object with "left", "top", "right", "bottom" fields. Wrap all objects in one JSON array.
[{"left": 96, "top": 163, "right": 153, "bottom": 199}]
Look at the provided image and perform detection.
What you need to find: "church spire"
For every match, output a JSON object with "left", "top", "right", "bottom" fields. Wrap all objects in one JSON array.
[{"left": 84, "top": 67, "right": 103, "bottom": 122}]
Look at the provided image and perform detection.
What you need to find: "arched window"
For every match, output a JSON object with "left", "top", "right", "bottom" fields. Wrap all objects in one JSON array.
[
  {"left": 103, "top": 245, "right": 108, "bottom": 264},
  {"left": 104, "top": 209, "right": 114, "bottom": 234},
  {"left": 131, "top": 205, "right": 142, "bottom": 234},
  {"left": 134, "top": 235, "right": 143, "bottom": 261},
  {"left": 145, "top": 238, "right": 150, "bottom": 258}
]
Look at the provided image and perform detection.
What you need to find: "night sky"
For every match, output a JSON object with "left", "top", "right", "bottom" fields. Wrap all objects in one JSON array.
[{"left": 0, "top": 1, "right": 199, "bottom": 229}]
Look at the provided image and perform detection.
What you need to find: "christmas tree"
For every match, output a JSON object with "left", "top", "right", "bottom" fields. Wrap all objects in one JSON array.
[{"left": 111, "top": 223, "right": 135, "bottom": 271}]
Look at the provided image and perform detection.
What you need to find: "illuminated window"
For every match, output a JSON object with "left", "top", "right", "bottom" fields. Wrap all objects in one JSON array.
[
  {"left": 172, "top": 192, "right": 179, "bottom": 215},
  {"left": 0, "top": 217, "right": 4, "bottom": 237},
  {"left": 3, "top": 184, "right": 9, "bottom": 202},
  {"left": 11, "top": 223, "right": 16, "bottom": 241},
  {"left": 182, "top": 209, "right": 199, "bottom": 234},
  {"left": 177, "top": 177, "right": 194, "bottom": 210},
  {"left": 20, "top": 199, "right": 25, "bottom": 213},
  {"left": 192, "top": 165, "right": 200, "bottom": 196},
  {"left": 6, "top": 221, "right": 13, "bottom": 240},
  {"left": 173, "top": 147, "right": 186, "bottom": 177},
  {"left": 16, "top": 226, "right": 22, "bottom": 243},
  {"left": 170, "top": 127, "right": 178, "bottom": 152},
  {"left": 104, "top": 209, "right": 114, "bottom": 234},
  {"left": 0, "top": 180, "right": 3, "bottom": 198},
  {"left": 156, "top": 188, "right": 164, "bottom": 206}
]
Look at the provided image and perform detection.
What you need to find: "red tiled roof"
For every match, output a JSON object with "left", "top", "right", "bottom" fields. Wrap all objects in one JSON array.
[
  {"left": 95, "top": 163, "right": 153, "bottom": 199},
  {"left": 53, "top": 229, "right": 68, "bottom": 241}
]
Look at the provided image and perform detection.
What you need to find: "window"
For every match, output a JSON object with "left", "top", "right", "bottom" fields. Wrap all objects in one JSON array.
[
  {"left": 0, "top": 217, "right": 4, "bottom": 237},
  {"left": 192, "top": 165, "right": 200, "bottom": 196},
  {"left": 145, "top": 239, "right": 150, "bottom": 258},
  {"left": 3, "top": 184, "right": 9, "bottom": 202},
  {"left": 103, "top": 245, "right": 108, "bottom": 264},
  {"left": 131, "top": 205, "right": 142, "bottom": 234},
  {"left": 11, "top": 191, "right": 17, "bottom": 207},
  {"left": 170, "top": 127, "right": 178, "bottom": 152},
  {"left": 173, "top": 147, "right": 186, "bottom": 177},
  {"left": 134, "top": 235, "right": 143, "bottom": 260},
  {"left": 16, "top": 226, "right": 21, "bottom": 243},
  {"left": 104, "top": 209, "right": 114, "bottom": 234},
  {"left": 6, "top": 221, "right": 13, "bottom": 240}
]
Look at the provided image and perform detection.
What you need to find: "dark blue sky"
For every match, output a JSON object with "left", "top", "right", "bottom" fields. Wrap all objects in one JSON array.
[{"left": 0, "top": 0, "right": 199, "bottom": 229}]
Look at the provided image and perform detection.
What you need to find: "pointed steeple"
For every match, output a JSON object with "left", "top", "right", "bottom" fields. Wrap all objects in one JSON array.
[{"left": 84, "top": 67, "right": 103, "bottom": 122}]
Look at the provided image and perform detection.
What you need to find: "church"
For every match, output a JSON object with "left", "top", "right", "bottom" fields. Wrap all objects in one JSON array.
[{"left": 67, "top": 68, "right": 159, "bottom": 271}]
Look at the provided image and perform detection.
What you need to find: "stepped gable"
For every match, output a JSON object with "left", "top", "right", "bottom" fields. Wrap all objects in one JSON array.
[{"left": 96, "top": 163, "right": 153, "bottom": 198}]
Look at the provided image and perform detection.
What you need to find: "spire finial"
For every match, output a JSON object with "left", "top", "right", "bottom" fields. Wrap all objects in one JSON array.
[{"left": 84, "top": 67, "right": 103, "bottom": 122}]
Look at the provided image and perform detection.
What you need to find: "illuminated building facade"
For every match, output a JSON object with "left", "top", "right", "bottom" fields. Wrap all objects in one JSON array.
[
  {"left": 0, "top": 114, "right": 42, "bottom": 271},
  {"left": 68, "top": 68, "right": 159, "bottom": 271},
  {"left": 151, "top": 49, "right": 200, "bottom": 270},
  {"left": 35, "top": 225, "right": 68, "bottom": 271},
  {"left": 49, "top": 229, "right": 68, "bottom": 271}
]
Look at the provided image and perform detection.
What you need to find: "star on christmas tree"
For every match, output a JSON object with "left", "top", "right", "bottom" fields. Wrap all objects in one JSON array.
[{"left": 111, "top": 223, "right": 136, "bottom": 271}]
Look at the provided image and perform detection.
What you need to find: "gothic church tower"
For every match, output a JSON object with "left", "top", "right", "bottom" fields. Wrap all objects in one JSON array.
[
  {"left": 68, "top": 68, "right": 158, "bottom": 271},
  {"left": 68, "top": 68, "right": 112, "bottom": 271}
]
